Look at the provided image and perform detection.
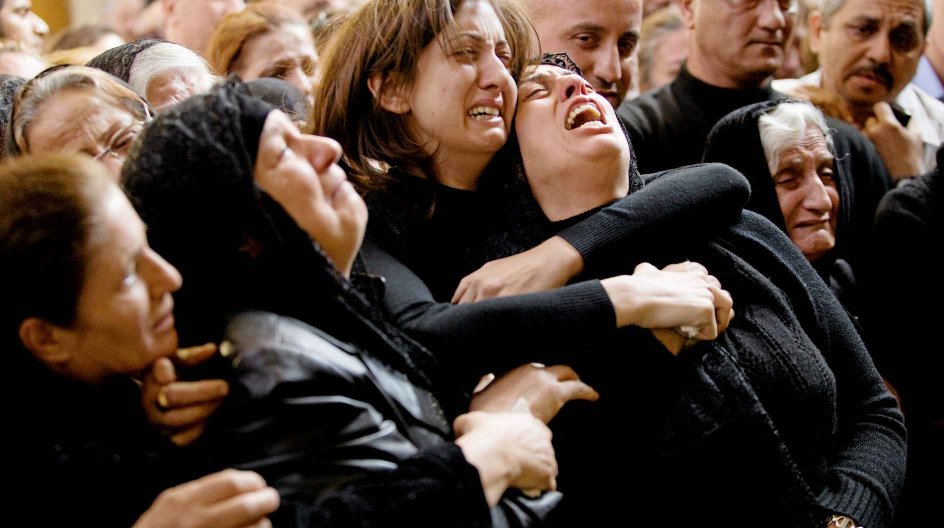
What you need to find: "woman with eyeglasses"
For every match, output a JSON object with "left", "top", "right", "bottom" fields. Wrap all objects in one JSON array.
[{"left": 6, "top": 65, "right": 151, "bottom": 179}]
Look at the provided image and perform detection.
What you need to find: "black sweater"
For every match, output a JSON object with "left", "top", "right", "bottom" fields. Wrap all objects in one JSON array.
[{"left": 362, "top": 163, "right": 750, "bottom": 382}]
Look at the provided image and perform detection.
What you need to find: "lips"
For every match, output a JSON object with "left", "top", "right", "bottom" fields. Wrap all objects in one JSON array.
[
  {"left": 564, "top": 97, "right": 607, "bottom": 131},
  {"left": 152, "top": 300, "right": 175, "bottom": 333},
  {"left": 794, "top": 217, "right": 831, "bottom": 229},
  {"left": 467, "top": 98, "right": 504, "bottom": 122}
]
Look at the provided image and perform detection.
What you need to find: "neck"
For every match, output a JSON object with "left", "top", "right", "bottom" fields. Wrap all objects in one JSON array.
[
  {"left": 928, "top": 35, "right": 944, "bottom": 84},
  {"left": 686, "top": 50, "right": 771, "bottom": 89},
  {"left": 432, "top": 151, "right": 492, "bottom": 190},
  {"left": 530, "top": 162, "right": 629, "bottom": 222}
]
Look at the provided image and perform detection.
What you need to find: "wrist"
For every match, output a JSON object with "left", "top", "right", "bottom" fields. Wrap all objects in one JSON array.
[
  {"left": 546, "top": 236, "right": 584, "bottom": 278},
  {"left": 600, "top": 275, "right": 639, "bottom": 328},
  {"left": 455, "top": 434, "right": 514, "bottom": 506}
]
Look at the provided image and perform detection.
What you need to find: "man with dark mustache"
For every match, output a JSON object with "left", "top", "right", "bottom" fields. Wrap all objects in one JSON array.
[{"left": 774, "top": 0, "right": 944, "bottom": 179}]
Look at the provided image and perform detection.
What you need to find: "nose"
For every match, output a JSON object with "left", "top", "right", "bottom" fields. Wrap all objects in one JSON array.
[
  {"left": 591, "top": 45, "right": 622, "bottom": 87},
  {"left": 144, "top": 248, "right": 183, "bottom": 298},
  {"left": 558, "top": 73, "right": 591, "bottom": 101},
  {"left": 30, "top": 12, "right": 49, "bottom": 37},
  {"left": 864, "top": 33, "right": 892, "bottom": 65},
  {"left": 756, "top": 0, "right": 787, "bottom": 31},
  {"left": 305, "top": 134, "right": 343, "bottom": 174},
  {"left": 478, "top": 52, "right": 513, "bottom": 94},
  {"left": 802, "top": 174, "right": 834, "bottom": 215}
]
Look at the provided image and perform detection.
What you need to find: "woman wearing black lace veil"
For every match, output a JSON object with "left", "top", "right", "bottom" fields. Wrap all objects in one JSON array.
[{"left": 507, "top": 55, "right": 906, "bottom": 528}]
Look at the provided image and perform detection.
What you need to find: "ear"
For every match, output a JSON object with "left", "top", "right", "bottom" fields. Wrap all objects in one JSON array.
[
  {"left": 367, "top": 73, "right": 411, "bottom": 114},
  {"left": 676, "top": 0, "right": 697, "bottom": 31},
  {"left": 808, "top": 10, "right": 824, "bottom": 55},
  {"left": 19, "top": 318, "right": 73, "bottom": 368}
]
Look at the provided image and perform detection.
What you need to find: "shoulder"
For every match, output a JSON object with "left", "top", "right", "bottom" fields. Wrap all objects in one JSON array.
[
  {"left": 618, "top": 84, "right": 678, "bottom": 135},
  {"left": 224, "top": 312, "right": 370, "bottom": 393}
]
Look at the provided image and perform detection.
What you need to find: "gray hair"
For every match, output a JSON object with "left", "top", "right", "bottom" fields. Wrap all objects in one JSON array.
[
  {"left": 9, "top": 66, "right": 151, "bottom": 155},
  {"left": 819, "top": 0, "right": 931, "bottom": 34},
  {"left": 758, "top": 101, "right": 834, "bottom": 176},
  {"left": 128, "top": 42, "right": 220, "bottom": 99}
]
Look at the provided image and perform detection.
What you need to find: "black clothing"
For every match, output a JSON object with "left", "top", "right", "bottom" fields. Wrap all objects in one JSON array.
[
  {"left": 362, "top": 162, "right": 750, "bottom": 379},
  {"left": 703, "top": 100, "right": 861, "bottom": 319},
  {"left": 202, "top": 312, "right": 558, "bottom": 528},
  {"left": 13, "top": 365, "right": 197, "bottom": 527},
  {"left": 865, "top": 148, "right": 944, "bottom": 524},
  {"left": 125, "top": 83, "right": 556, "bottom": 526},
  {"left": 619, "top": 65, "right": 775, "bottom": 173},
  {"left": 551, "top": 209, "right": 907, "bottom": 527}
]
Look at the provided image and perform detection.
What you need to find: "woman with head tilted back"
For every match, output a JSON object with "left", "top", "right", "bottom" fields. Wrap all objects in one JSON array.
[
  {"left": 312, "top": 2, "right": 749, "bottom": 523},
  {"left": 506, "top": 56, "right": 906, "bottom": 528},
  {"left": 124, "top": 83, "right": 562, "bottom": 527},
  {"left": 312, "top": 0, "right": 747, "bottom": 382},
  {"left": 1, "top": 155, "right": 279, "bottom": 527}
]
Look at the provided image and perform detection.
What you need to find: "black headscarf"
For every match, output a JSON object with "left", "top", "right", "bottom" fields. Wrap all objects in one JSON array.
[
  {"left": 122, "top": 83, "right": 461, "bottom": 415},
  {"left": 703, "top": 100, "right": 854, "bottom": 260},
  {"left": 86, "top": 38, "right": 164, "bottom": 83}
]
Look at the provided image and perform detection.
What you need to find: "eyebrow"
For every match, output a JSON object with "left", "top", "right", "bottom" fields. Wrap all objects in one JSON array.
[
  {"left": 447, "top": 31, "right": 508, "bottom": 47},
  {"left": 520, "top": 69, "right": 574, "bottom": 86},
  {"left": 568, "top": 23, "right": 605, "bottom": 33}
]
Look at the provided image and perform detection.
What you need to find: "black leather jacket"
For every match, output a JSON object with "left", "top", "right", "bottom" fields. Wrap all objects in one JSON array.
[{"left": 196, "top": 311, "right": 560, "bottom": 527}]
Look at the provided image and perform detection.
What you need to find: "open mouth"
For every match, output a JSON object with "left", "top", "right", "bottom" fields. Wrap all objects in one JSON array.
[
  {"left": 468, "top": 106, "right": 501, "bottom": 121},
  {"left": 565, "top": 102, "right": 605, "bottom": 130}
]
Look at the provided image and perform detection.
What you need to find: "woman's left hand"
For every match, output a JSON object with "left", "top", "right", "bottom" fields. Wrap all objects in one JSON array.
[
  {"left": 141, "top": 343, "right": 229, "bottom": 446},
  {"left": 452, "top": 236, "right": 583, "bottom": 303}
]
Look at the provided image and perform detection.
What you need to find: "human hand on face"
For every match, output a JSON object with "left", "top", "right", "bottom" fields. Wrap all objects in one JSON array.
[
  {"left": 864, "top": 102, "right": 924, "bottom": 181},
  {"left": 253, "top": 110, "right": 368, "bottom": 277},
  {"left": 132, "top": 469, "right": 279, "bottom": 528},
  {"left": 141, "top": 343, "right": 229, "bottom": 446},
  {"left": 470, "top": 363, "right": 599, "bottom": 424},
  {"left": 454, "top": 409, "right": 557, "bottom": 506},
  {"left": 601, "top": 262, "right": 734, "bottom": 353},
  {"left": 452, "top": 236, "right": 584, "bottom": 303}
]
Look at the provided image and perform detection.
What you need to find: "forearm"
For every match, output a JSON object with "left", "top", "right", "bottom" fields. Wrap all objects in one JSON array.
[
  {"left": 360, "top": 240, "right": 614, "bottom": 375},
  {"left": 557, "top": 163, "right": 749, "bottom": 275}
]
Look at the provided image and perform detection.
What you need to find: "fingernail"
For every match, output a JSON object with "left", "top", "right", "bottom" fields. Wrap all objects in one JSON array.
[{"left": 157, "top": 387, "right": 170, "bottom": 411}]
